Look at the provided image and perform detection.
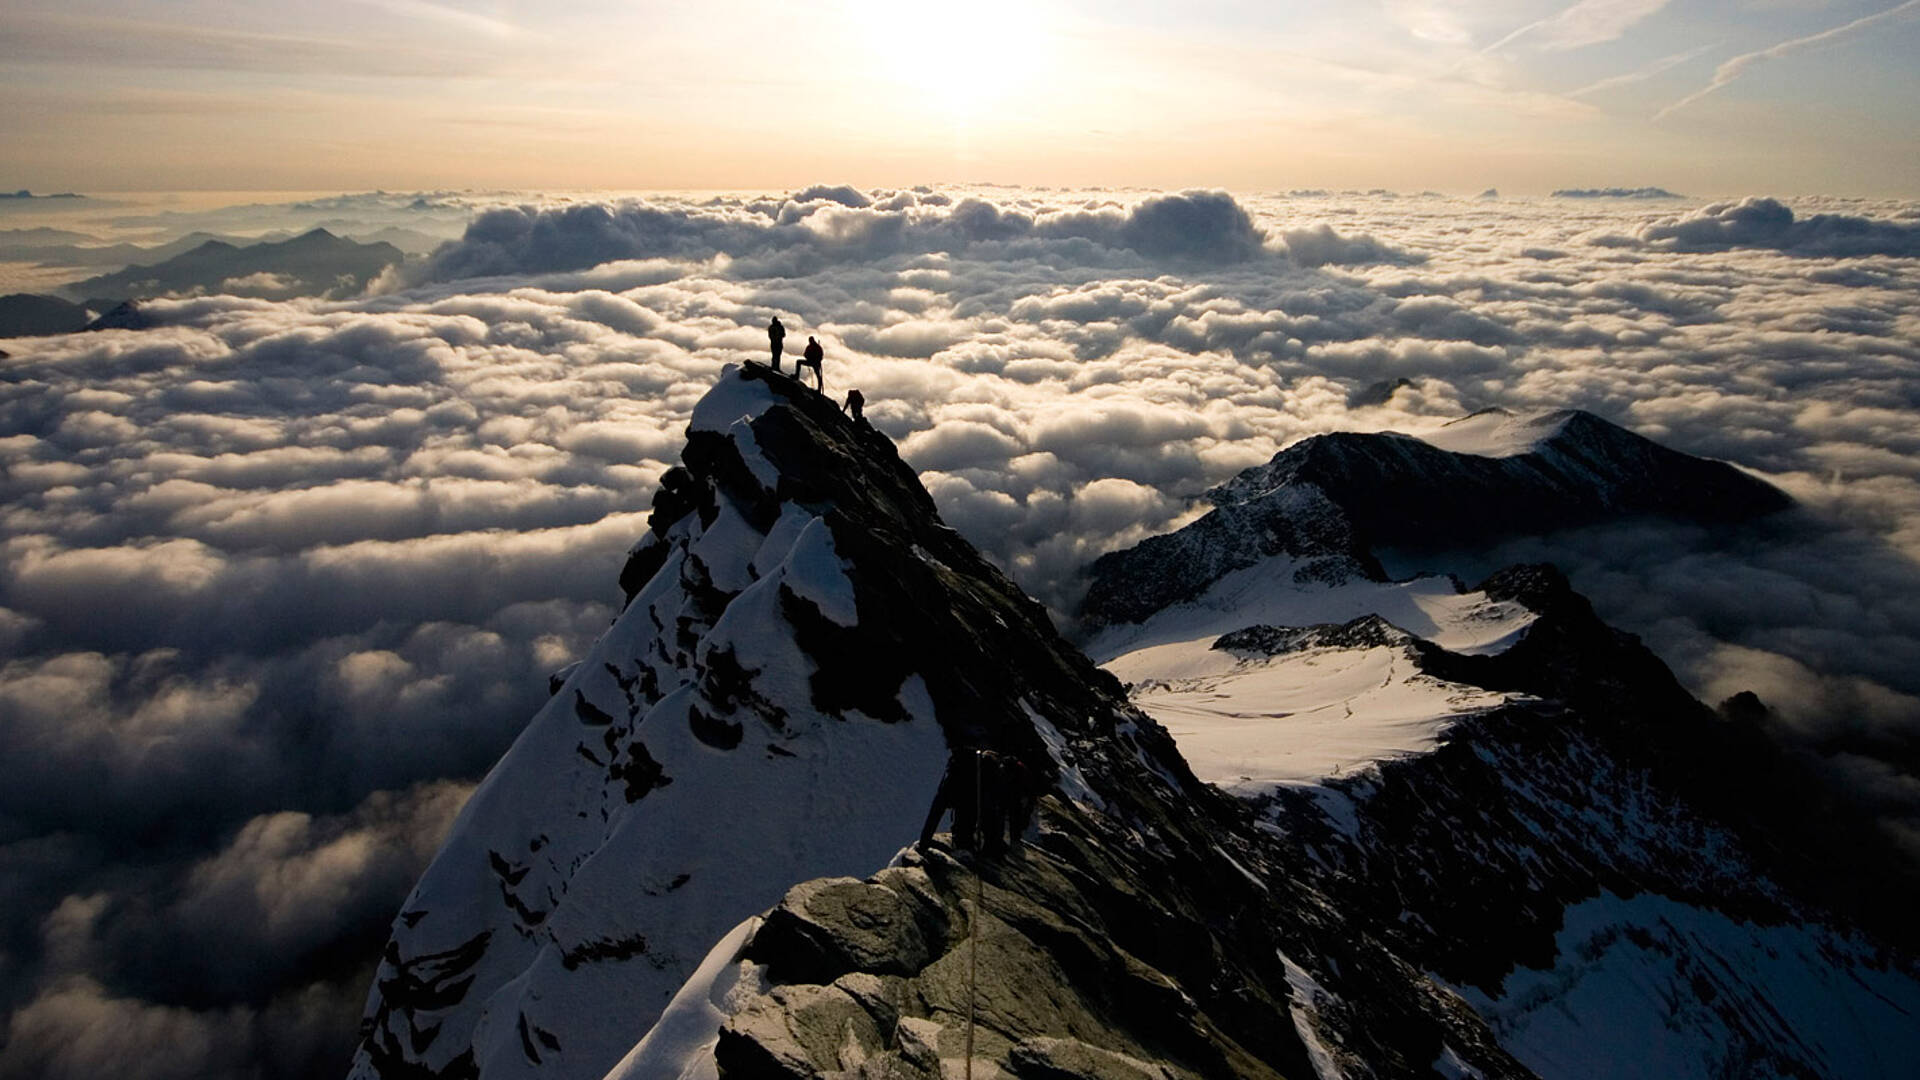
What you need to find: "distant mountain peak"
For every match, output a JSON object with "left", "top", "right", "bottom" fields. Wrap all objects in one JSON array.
[
  {"left": 1084, "top": 408, "right": 1787, "bottom": 633},
  {"left": 66, "top": 228, "right": 402, "bottom": 303}
]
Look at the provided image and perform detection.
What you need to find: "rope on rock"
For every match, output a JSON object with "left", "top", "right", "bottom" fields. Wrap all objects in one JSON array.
[
  {"left": 880, "top": 750, "right": 1002, "bottom": 1080},
  {"left": 964, "top": 750, "right": 982, "bottom": 1080}
]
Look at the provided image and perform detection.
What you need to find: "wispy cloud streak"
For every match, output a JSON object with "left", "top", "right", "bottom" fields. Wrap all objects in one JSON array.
[
  {"left": 1655, "top": 0, "right": 1920, "bottom": 120},
  {"left": 1569, "top": 42, "right": 1717, "bottom": 97},
  {"left": 1481, "top": 0, "right": 1672, "bottom": 54}
]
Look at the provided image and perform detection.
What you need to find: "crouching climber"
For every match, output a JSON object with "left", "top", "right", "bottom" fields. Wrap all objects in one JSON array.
[{"left": 918, "top": 746, "right": 1041, "bottom": 857}]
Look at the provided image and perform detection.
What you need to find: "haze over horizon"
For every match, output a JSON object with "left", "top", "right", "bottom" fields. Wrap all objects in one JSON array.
[
  {"left": 5, "top": 0, "right": 1919, "bottom": 196},
  {"left": 4, "top": 2, "right": 1920, "bottom": 1078}
]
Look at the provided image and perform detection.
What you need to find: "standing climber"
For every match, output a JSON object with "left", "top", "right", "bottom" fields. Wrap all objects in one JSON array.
[
  {"left": 842, "top": 388, "right": 866, "bottom": 425},
  {"left": 919, "top": 746, "right": 984, "bottom": 853},
  {"left": 797, "top": 335, "right": 824, "bottom": 391},
  {"left": 767, "top": 316, "right": 786, "bottom": 372},
  {"left": 991, "top": 752, "right": 1041, "bottom": 854}
]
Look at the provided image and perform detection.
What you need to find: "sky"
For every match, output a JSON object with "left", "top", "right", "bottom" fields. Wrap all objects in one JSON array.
[
  {"left": 3, "top": 185, "right": 1920, "bottom": 1079},
  {"left": 3, "top": 0, "right": 1919, "bottom": 195},
  {"left": 0, "top": 0, "right": 1918, "bottom": 1076}
]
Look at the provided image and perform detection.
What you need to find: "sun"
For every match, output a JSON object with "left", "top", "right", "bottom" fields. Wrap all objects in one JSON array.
[{"left": 850, "top": 0, "right": 1053, "bottom": 123}]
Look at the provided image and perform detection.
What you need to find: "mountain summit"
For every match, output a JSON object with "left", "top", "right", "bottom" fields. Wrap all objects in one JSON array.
[
  {"left": 354, "top": 371, "right": 1918, "bottom": 1080},
  {"left": 1081, "top": 407, "right": 1790, "bottom": 630}
]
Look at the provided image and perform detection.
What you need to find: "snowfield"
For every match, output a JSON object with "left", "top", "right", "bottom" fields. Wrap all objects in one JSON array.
[{"left": 1097, "top": 557, "right": 1536, "bottom": 792}]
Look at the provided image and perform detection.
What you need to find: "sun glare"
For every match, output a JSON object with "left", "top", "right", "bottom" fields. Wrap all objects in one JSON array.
[{"left": 852, "top": 0, "right": 1051, "bottom": 123}]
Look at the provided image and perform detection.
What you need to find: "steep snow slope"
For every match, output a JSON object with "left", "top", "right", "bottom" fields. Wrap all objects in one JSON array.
[
  {"left": 1457, "top": 891, "right": 1920, "bottom": 1080},
  {"left": 351, "top": 369, "right": 951, "bottom": 1080}
]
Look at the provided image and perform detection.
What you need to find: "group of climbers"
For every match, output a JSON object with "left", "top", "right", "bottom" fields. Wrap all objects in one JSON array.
[
  {"left": 918, "top": 745, "right": 1044, "bottom": 859},
  {"left": 766, "top": 315, "right": 866, "bottom": 425}
]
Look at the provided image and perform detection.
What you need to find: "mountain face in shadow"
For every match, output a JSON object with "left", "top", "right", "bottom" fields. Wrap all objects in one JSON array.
[
  {"left": 352, "top": 371, "right": 1916, "bottom": 1080},
  {"left": 68, "top": 228, "right": 403, "bottom": 301},
  {"left": 0, "top": 293, "right": 93, "bottom": 337},
  {"left": 1081, "top": 408, "right": 1790, "bottom": 630}
]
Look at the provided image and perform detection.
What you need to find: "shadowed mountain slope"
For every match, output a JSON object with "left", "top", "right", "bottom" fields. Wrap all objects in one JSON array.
[
  {"left": 354, "top": 371, "right": 1914, "bottom": 1080},
  {"left": 1081, "top": 408, "right": 1790, "bottom": 630},
  {"left": 70, "top": 228, "right": 402, "bottom": 301}
]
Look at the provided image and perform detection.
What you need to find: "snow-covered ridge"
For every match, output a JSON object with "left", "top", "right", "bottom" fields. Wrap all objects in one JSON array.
[{"left": 351, "top": 365, "right": 952, "bottom": 1080}]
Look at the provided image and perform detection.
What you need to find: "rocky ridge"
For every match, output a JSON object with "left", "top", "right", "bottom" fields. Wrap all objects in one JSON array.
[
  {"left": 1080, "top": 408, "right": 1790, "bottom": 631},
  {"left": 355, "top": 373, "right": 1919, "bottom": 1080}
]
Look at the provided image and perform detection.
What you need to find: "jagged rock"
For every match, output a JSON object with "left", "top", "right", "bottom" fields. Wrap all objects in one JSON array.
[
  {"left": 83, "top": 299, "right": 154, "bottom": 331},
  {"left": 716, "top": 842, "right": 1310, "bottom": 1080},
  {"left": 0, "top": 292, "right": 91, "bottom": 336},
  {"left": 1081, "top": 482, "right": 1379, "bottom": 629},
  {"left": 1214, "top": 614, "right": 1411, "bottom": 656},
  {"left": 1718, "top": 689, "right": 1771, "bottom": 725},
  {"left": 744, "top": 876, "right": 939, "bottom": 983}
]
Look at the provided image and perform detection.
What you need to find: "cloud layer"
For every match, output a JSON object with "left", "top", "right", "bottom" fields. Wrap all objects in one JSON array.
[
  {"left": 1632, "top": 197, "right": 1920, "bottom": 257},
  {"left": 3, "top": 185, "right": 1919, "bottom": 1077}
]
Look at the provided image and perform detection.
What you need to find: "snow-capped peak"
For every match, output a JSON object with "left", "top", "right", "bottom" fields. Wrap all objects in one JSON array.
[{"left": 1410, "top": 407, "right": 1574, "bottom": 458}]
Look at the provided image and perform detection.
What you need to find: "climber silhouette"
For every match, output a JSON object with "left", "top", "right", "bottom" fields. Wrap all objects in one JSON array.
[
  {"left": 995, "top": 752, "right": 1040, "bottom": 853},
  {"left": 919, "top": 747, "right": 985, "bottom": 853},
  {"left": 842, "top": 388, "right": 866, "bottom": 425},
  {"left": 797, "top": 336, "right": 824, "bottom": 391},
  {"left": 767, "top": 316, "right": 786, "bottom": 372},
  {"left": 919, "top": 746, "right": 1036, "bottom": 856}
]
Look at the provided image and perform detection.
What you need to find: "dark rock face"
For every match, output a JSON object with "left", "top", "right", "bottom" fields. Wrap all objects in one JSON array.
[
  {"left": 1214, "top": 614, "right": 1411, "bottom": 657},
  {"left": 0, "top": 293, "right": 91, "bottom": 337},
  {"left": 683, "top": 364, "right": 1130, "bottom": 763},
  {"left": 83, "top": 299, "right": 156, "bottom": 331},
  {"left": 1214, "top": 409, "right": 1791, "bottom": 547},
  {"left": 1082, "top": 409, "right": 1791, "bottom": 631},
  {"left": 359, "top": 932, "right": 491, "bottom": 1080},
  {"left": 1080, "top": 480, "right": 1382, "bottom": 629},
  {"left": 713, "top": 549, "right": 1920, "bottom": 1079}
]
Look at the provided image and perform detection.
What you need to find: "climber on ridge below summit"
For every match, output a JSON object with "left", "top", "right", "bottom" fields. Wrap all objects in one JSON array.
[
  {"left": 797, "top": 335, "right": 824, "bottom": 392},
  {"left": 918, "top": 746, "right": 1039, "bottom": 857}
]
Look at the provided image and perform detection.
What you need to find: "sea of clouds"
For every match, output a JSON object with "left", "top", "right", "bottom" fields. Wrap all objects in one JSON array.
[{"left": 2, "top": 185, "right": 1918, "bottom": 1079}]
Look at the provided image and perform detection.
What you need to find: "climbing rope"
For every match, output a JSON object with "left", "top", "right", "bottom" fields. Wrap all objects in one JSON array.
[
  {"left": 876, "top": 750, "right": 993, "bottom": 1080},
  {"left": 963, "top": 748, "right": 983, "bottom": 1080}
]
